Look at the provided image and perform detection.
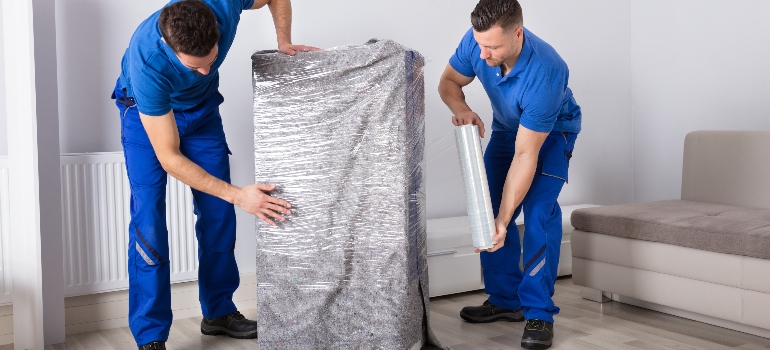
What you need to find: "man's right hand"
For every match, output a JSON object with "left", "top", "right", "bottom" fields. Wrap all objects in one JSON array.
[
  {"left": 233, "top": 183, "right": 292, "bottom": 226},
  {"left": 452, "top": 111, "right": 486, "bottom": 138}
]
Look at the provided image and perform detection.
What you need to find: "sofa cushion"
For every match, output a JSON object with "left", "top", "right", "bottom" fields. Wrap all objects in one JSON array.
[{"left": 571, "top": 200, "right": 770, "bottom": 260}]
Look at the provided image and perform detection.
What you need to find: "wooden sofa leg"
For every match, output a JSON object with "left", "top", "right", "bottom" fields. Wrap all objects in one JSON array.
[{"left": 581, "top": 287, "right": 611, "bottom": 303}]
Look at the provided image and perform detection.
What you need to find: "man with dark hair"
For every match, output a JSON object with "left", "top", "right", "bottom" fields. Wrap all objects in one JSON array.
[
  {"left": 438, "top": 0, "right": 581, "bottom": 348},
  {"left": 112, "top": 0, "right": 318, "bottom": 349}
]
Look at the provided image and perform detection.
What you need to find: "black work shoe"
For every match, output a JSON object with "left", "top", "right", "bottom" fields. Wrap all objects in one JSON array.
[
  {"left": 521, "top": 319, "right": 554, "bottom": 349},
  {"left": 138, "top": 341, "right": 165, "bottom": 350},
  {"left": 201, "top": 310, "right": 258, "bottom": 339},
  {"left": 459, "top": 300, "right": 525, "bottom": 323}
]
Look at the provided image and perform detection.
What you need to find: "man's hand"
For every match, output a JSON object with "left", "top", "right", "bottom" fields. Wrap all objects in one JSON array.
[
  {"left": 234, "top": 183, "right": 292, "bottom": 226},
  {"left": 262, "top": 0, "right": 321, "bottom": 57},
  {"left": 452, "top": 111, "right": 487, "bottom": 138},
  {"left": 438, "top": 64, "right": 486, "bottom": 137},
  {"left": 476, "top": 218, "right": 508, "bottom": 253},
  {"left": 278, "top": 43, "right": 321, "bottom": 56}
]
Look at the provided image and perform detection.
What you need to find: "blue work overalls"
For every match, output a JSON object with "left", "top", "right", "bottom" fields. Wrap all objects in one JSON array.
[
  {"left": 112, "top": 80, "right": 239, "bottom": 346},
  {"left": 482, "top": 130, "right": 577, "bottom": 323}
]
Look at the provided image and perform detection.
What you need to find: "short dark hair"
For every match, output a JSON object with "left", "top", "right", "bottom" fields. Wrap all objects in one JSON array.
[
  {"left": 471, "top": 0, "right": 523, "bottom": 32},
  {"left": 159, "top": 0, "right": 220, "bottom": 57}
]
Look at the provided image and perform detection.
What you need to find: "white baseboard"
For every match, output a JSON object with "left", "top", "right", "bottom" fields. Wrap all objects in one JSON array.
[
  {"left": 0, "top": 304, "right": 12, "bottom": 345},
  {"left": 0, "top": 274, "right": 257, "bottom": 346}
]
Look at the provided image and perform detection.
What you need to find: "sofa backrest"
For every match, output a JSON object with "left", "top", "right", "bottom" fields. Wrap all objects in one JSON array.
[{"left": 681, "top": 130, "right": 770, "bottom": 209}]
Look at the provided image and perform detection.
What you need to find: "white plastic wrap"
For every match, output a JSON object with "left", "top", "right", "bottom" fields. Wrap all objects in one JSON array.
[
  {"left": 455, "top": 125, "right": 496, "bottom": 250},
  {"left": 252, "top": 39, "right": 444, "bottom": 349}
]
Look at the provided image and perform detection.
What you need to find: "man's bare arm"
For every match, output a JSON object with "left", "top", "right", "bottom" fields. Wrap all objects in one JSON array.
[
  {"left": 140, "top": 111, "right": 291, "bottom": 225},
  {"left": 266, "top": 0, "right": 292, "bottom": 47},
  {"left": 497, "top": 126, "right": 549, "bottom": 226},
  {"left": 438, "top": 64, "right": 487, "bottom": 138},
  {"left": 252, "top": 0, "right": 319, "bottom": 55},
  {"left": 481, "top": 125, "right": 548, "bottom": 253}
]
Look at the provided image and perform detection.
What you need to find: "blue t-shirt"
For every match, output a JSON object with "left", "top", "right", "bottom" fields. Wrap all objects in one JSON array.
[
  {"left": 118, "top": 0, "right": 255, "bottom": 116},
  {"left": 449, "top": 28, "right": 582, "bottom": 134}
]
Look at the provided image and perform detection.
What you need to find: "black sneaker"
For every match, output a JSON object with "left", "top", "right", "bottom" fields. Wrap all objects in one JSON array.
[
  {"left": 521, "top": 319, "right": 554, "bottom": 349},
  {"left": 459, "top": 300, "right": 525, "bottom": 323},
  {"left": 138, "top": 341, "right": 165, "bottom": 350},
  {"left": 201, "top": 310, "right": 258, "bottom": 339}
]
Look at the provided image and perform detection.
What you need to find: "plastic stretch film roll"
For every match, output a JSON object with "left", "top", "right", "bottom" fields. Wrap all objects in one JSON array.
[{"left": 455, "top": 125, "right": 496, "bottom": 250}]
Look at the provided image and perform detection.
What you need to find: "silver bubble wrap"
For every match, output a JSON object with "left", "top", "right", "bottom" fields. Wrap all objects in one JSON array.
[{"left": 252, "top": 39, "right": 445, "bottom": 349}]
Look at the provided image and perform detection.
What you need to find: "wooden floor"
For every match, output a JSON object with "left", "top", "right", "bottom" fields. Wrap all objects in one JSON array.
[{"left": 4, "top": 277, "right": 770, "bottom": 350}]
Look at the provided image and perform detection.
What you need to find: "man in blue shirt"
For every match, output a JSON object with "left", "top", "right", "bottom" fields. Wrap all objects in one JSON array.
[
  {"left": 438, "top": 0, "right": 581, "bottom": 348},
  {"left": 112, "top": 1, "right": 318, "bottom": 349}
]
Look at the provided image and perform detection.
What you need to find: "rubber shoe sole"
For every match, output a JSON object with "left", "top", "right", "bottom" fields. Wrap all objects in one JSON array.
[
  {"left": 200, "top": 324, "right": 258, "bottom": 339},
  {"left": 459, "top": 309, "right": 525, "bottom": 323},
  {"left": 521, "top": 338, "right": 553, "bottom": 349}
]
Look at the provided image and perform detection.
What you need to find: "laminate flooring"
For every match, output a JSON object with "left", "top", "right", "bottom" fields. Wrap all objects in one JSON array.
[{"left": 4, "top": 277, "right": 770, "bottom": 350}]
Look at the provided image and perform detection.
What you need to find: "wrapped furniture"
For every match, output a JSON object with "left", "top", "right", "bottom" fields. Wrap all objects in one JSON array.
[{"left": 251, "top": 40, "right": 443, "bottom": 349}]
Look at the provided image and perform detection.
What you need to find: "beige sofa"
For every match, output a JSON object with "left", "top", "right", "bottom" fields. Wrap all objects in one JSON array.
[{"left": 571, "top": 130, "right": 770, "bottom": 338}]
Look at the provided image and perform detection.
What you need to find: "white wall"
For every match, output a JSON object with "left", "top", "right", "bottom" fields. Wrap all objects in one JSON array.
[
  {"left": 630, "top": 0, "right": 770, "bottom": 202},
  {"left": 55, "top": 0, "right": 168, "bottom": 154},
  {"left": 54, "top": 0, "right": 634, "bottom": 272},
  {"left": 0, "top": 1, "right": 7, "bottom": 156},
  {"left": 521, "top": 0, "right": 633, "bottom": 208}
]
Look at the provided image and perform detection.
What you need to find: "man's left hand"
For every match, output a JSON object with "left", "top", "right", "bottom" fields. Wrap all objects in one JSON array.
[
  {"left": 278, "top": 43, "right": 321, "bottom": 56},
  {"left": 476, "top": 218, "right": 508, "bottom": 253}
]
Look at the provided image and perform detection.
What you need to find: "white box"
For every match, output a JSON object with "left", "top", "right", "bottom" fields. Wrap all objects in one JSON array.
[{"left": 426, "top": 216, "right": 483, "bottom": 297}]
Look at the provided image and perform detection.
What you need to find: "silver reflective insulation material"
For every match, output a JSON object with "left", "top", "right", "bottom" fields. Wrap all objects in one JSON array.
[
  {"left": 252, "top": 39, "right": 445, "bottom": 350},
  {"left": 455, "top": 125, "right": 496, "bottom": 250}
]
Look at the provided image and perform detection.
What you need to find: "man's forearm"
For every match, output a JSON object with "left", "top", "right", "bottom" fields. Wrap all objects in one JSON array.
[
  {"left": 497, "top": 154, "right": 538, "bottom": 225},
  {"left": 160, "top": 152, "right": 239, "bottom": 204},
  {"left": 438, "top": 78, "right": 473, "bottom": 115},
  {"left": 268, "top": 0, "right": 292, "bottom": 46},
  {"left": 140, "top": 112, "right": 242, "bottom": 205}
]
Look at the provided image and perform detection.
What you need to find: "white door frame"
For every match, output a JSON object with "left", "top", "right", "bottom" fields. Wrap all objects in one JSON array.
[{"left": 2, "top": 0, "right": 65, "bottom": 347}]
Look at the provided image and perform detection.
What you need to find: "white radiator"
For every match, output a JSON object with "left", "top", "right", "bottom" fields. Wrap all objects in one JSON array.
[
  {"left": 0, "top": 152, "right": 201, "bottom": 300},
  {"left": 0, "top": 157, "right": 11, "bottom": 305},
  {"left": 59, "top": 152, "right": 199, "bottom": 296}
]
